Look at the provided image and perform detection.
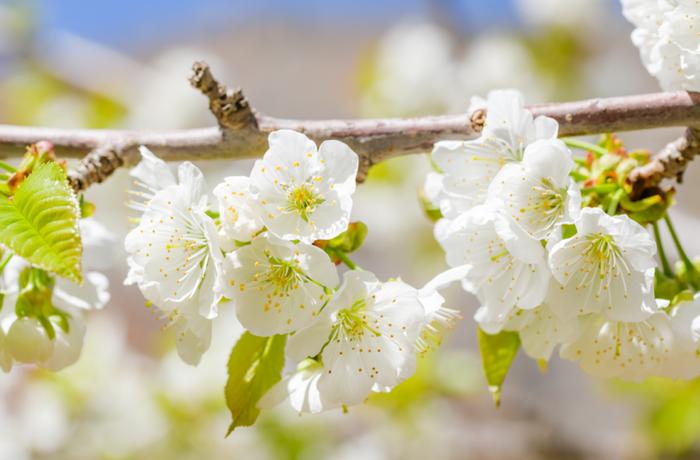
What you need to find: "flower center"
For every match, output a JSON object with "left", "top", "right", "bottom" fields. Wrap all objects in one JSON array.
[
  {"left": 335, "top": 300, "right": 380, "bottom": 340},
  {"left": 263, "top": 255, "right": 303, "bottom": 294},
  {"left": 584, "top": 233, "right": 624, "bottom": 281},
  {"left": 286, "top": 184, "right": 324, "bottom": 221}
]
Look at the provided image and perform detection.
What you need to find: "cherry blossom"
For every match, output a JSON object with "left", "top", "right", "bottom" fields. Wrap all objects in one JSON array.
[
  {"left": 436, "top": 205, "right": 551, "bottom": 332},
  {"left": 432, "top": 89, "right": 558, "bottom": 217},
  {"left": 249, "top": 130, "right": 358, "bottom": 242},
  {"left": 221, "top": 233, "right": 339, "bottom": 336},
  {"left": 125, "top": 154, "right": 222, "bottom": 365},
  {"left": 487, "top": 138, "right": 580, "bottom": 240},
  {"left": 287, "top": 270, "right": 426, "bottom": 407},
  {"left": 547, "top": 208, "right": 657, "bottom": 322}
]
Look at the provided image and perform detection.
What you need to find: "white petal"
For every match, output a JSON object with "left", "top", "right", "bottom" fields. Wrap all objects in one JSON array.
[
  {"left": 223, "top": 235, "right": 335, "bottom": 336},
  {"left": 318, "top": 140, "right": 359, "bottom": 195},
  {"left": 54, "top": 271, "right": 110, "bottom": 311},
  {"left": 533, "top": 115, "right": 559, "bottom": 140},
  {"left": 287, "top": 315, "right": 334, "bottom": 361},
  {"left": 213, "top": 176, "right": 262, "bottom": 243},
  {"left": 176, "top": 161, "right": 207, "bottom": 208},
  {"left": 173, "top": 311, "right": 212, "bottom": 366},
  {"left": 5, "top": 317, "right": 54, "bottom": 364},
  {"left": 130, "top": 146, "right": 176, "bottom": 192},
  {"left": 43, "top": 315, "right": 86, "bottom": 371}
]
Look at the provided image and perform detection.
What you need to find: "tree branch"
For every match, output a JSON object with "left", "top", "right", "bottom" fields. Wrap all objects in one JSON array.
[
  {"left": 1, "top": 62, "right": 699, "bottom": 191},
  {"left": 627, "top": 128, "right": 700, "bottom": 197}
]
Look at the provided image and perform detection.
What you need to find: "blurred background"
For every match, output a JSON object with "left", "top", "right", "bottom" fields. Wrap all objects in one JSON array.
[{"left": 2, "top": 0, "right": 700, "bottom": 459}]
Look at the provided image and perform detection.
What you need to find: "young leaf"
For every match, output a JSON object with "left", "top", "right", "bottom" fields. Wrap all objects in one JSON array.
[
  {"left": 477, "top": 328, "right": 520, "bottom": 408},
  {"left": 225, "top": 332, "right": 286, "bottom": 435},
  {"left": 0, "top": 162, "right": 82, "bottom": 283}
]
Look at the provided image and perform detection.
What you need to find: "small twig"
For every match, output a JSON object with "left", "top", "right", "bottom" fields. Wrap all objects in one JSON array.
[
  {"left": 627, "top": 128, "right": 700, "bottom": 197},
  {"left": 67, "top": 144, "right": 125, "bottom": 192}
]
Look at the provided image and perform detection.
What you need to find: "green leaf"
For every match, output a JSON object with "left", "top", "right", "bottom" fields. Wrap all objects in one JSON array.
[
  {"left": 477, "top": 328, "right": 520, "bottom": 407},
  {"left": 225, "top": 332, "right": 286, "bottom": 435},
  {"left": 0, "top": 162, "right": 82, "bottom": 283}
]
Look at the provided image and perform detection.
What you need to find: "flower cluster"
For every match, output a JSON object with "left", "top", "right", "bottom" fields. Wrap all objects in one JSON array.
[
  {"left": 427, "top": 89, "right": 700, "bottom": 380},
  {"left": 125, "top": 130, "right": 462, "bottom": 414},
  {"left": 621, "top": 0, "right": 700, "bottom": 92}
]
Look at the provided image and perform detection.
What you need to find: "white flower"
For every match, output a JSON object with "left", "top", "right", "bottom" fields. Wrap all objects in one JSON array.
[
  {"left": 125, "top": 153, "right": 222, "bottom": 365},
  {"left": 363, "top": 21, "right": 458, "bottom": 115},
  {"left": 79, "top": 218, "right": 118, "bottom": 271},
  {"left": 661, "top": 295, "right": 700, "bottom": 379},
  {"left": 4, "top": 317, "right": 53, "bottom": 364},
  {"left": 487, "top": 139, "right": 581, "bottom": 239},
  {"left": 212, "top": 176, "right": 262, "bottom": 247},
  {"left": 1, "top": 313, "right": 86, "bottom": 371},
  {"left": 432, "top": 89, "right": 558, "bottom": 218},
  {"left": 221, "top": 233, "right": 339, "bottom": 336},
  {"left": 622, "top": 0, "right": 700, "bottom": 91},
  {"left": 258, "top": 359, "right": 338, "bottom": 414},
  {"left": 560, "top": 311, "right": 675, "bottom": 380},
  {"left": 454, "top": 35, "right": 549, "bottom": 112},
  {"left": 547, "top": 208, "right": 657, "bottom": 322},
  {"left": 0, "top": 256, "right": 108, "bottom": 372},
  {"left": 41, "top": 315, "right": 87, "bottom": 371},
  {"left": 249, "top": 130, "right": 358, "bottom": 242},
  {"left": 287, "top": 270, "right": 425, "bottom": 407},
  {"left": 436, "top": 205, "right": 551, "bottom": 333},
  {"left": 502, "top": 298, "right": 580, "bottom": 361},
  {"left": 416, "top": 265, "right": 467, "bottom": 354},
  {"left": 421, "top": 171, "right": 444, "bottom": 211},
  {"left": 126, "top": 146, "right": 177, "bottom": 211}
]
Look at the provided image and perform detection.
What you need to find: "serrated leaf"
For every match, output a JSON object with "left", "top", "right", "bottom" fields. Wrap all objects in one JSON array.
[
  {"left": 225, "top": 332, "right": 286, "bottom": 435},
  {"left": 0, "top": 162, "right": 82, "bottom": 283},
  {"left": 477, "top": 328, "right": 520, "bottom": 407}
]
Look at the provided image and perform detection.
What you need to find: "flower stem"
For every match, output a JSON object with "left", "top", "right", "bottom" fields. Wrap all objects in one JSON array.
[
  {"left": 0, "top": 161, "right": 16, "bottom": 173},
  {"left": 664, "top": 213, "right": 699, "bottom": 288},
  {"left": 652, "top": 221, "right": 674, "bottom": 277},
  {"left": 332, "top": 250, "right": 358, "bottom": 270},
  {"left": 607, "top": 188, "right": 624, "bottom": 215},
  {"left": 563, "top": 138, "right": 608, "bottom": 157}
]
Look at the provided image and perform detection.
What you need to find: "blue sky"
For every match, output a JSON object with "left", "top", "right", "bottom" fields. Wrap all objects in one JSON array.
[{"left": 31, "top": 0, "right": 517, "bottom": 49}]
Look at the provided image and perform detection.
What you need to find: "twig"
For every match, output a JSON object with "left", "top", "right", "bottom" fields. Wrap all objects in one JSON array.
[
  {"left": 627, "top": 128, "right": 700, "bottom": 197},
  {"left": 0, "top": 62, "right": 699, "bottom": 191}
]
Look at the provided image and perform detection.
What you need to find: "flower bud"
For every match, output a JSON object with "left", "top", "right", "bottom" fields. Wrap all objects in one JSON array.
[
  {"left": 43, "top": 316, "right": 86, "bottom": 371},
  {"left": 6, "top": 317, "right": 54, "bottom": 364}
]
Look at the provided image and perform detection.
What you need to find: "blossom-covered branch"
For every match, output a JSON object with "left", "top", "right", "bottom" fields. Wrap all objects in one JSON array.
[{"left": 0, "top": 62, "right": 699, "bottom": 190}]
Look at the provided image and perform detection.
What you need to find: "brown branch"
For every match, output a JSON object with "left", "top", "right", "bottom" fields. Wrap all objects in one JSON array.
[
  {"left": 0, "top": 62, "right": 699, "bottom": 191},
  {"left": 627, "top": 128, "right": 700, "bottom": 197}
]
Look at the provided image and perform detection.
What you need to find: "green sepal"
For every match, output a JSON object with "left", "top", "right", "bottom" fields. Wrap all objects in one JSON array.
[
  {"left": 315, "top": 222, "right": 368, "bottom": 266},
  {"left": 418, "top": 187, "right": 443, "bottom": 222},
  {"left": 654, "top": 270, "right": 687, "bottom": 302},
  {"left": 79, "top": 195, "right": 96, "bottom": 218},
  {"left": 670, "top": 290, "right": 696, "bottom": 309}
]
